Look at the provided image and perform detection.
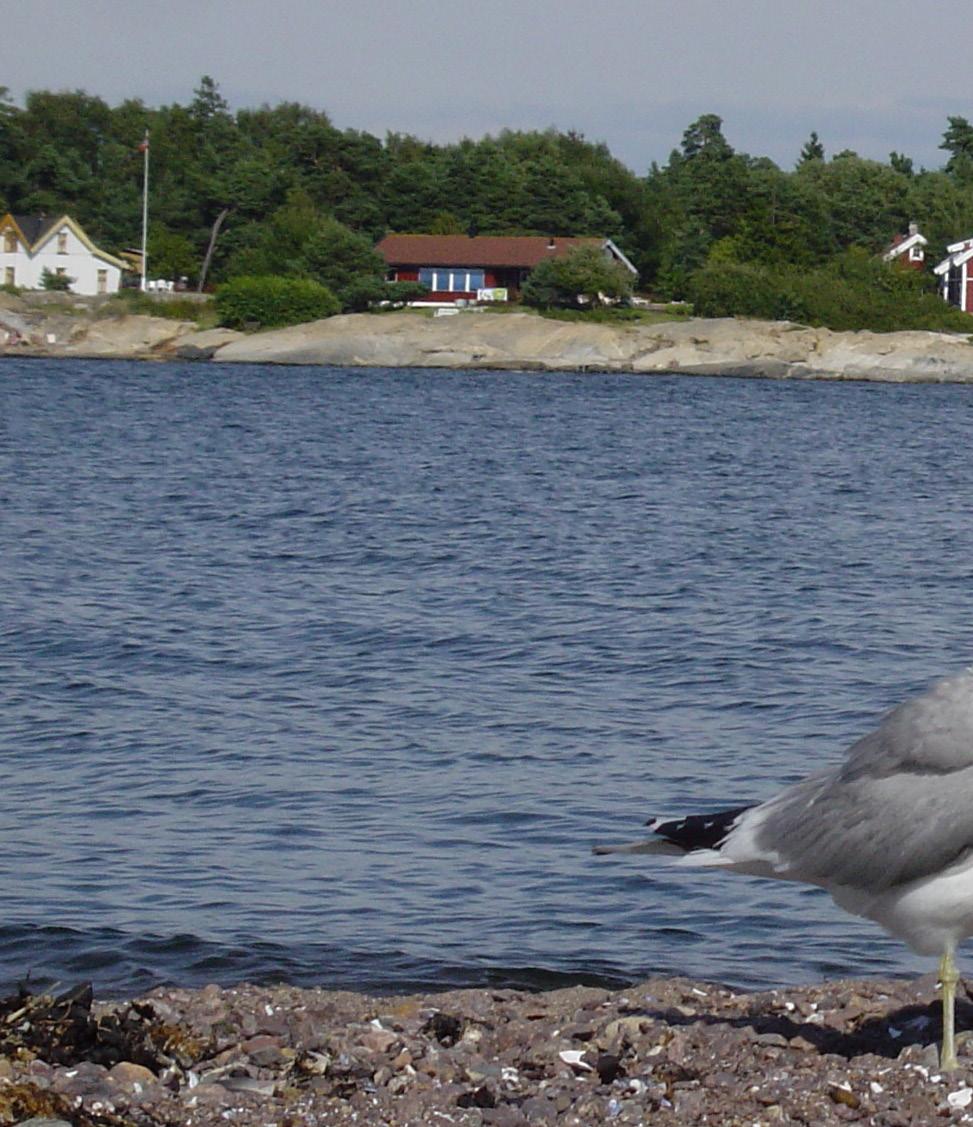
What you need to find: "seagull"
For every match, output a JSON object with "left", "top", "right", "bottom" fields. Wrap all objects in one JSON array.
[{"left": 594, "top": 668, "right": 973, "bottom": 1070}]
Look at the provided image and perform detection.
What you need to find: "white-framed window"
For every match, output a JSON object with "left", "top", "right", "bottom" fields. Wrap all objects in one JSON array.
[
  {"left": 57, "top": 230, "right": 68, "bottom": 254},
  {"left": 910, "top": 245, "right": 923, "bottom": 261},
  {"left": 4, "top": 266, "right": 14, "bottom": 286},
  {"left": 97, "top": 269, "right": 108, "bottom": 294},
  {"left": 3, "top": 230, "right": 16, "bottom": 253},
  {"left": 418, "top": 267, "right": 486, "bottom": 293}
]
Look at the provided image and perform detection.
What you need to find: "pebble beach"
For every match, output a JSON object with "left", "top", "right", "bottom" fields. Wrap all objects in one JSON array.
[{"left": 4, "top": 972, "right": 973, "bottom": 1126}]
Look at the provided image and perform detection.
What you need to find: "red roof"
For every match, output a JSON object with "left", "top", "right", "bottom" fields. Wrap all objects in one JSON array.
[{"left": 375, "top": 234, "right": 603, "bottom": 268}]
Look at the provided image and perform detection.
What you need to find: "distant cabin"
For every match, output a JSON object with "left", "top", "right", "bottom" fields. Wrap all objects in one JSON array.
[
  {"left": 934, "top": 236, "right": 973, "bottom": 313},
  {"left": 883, "top": 222, "right": 927, "bottom": 270},
  {"left": 375, "top": 234, "right": 638, "bottom": 304},
  {"left": 0, "top": 213, "right": 126, "bottom": 295}
]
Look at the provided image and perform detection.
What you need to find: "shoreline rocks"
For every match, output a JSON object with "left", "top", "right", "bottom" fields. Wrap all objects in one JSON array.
[
  {"left": 4, "top": 300, "right": 973, "bottom": 383},
  {"left": 204, "top": 311, "right": 973, "bottom": 382},
  {"left": 2, "top": 973, "right": 973, "bottom": 1125}
]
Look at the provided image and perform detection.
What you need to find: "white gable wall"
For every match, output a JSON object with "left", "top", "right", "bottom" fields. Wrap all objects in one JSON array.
[
  {"left": 33, "top": 224, "right": 121, "bottom": 294},
  {"left": 0, "top": 232, "right": 28, "bottom": 289},
  {"left": 0, "top": 220, "right": 123, "bottom": 295}
]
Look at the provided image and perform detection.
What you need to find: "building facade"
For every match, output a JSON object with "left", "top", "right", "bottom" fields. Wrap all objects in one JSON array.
[
  {"left": 376, "top": 234, "right": 638, "bottom": 304},
  {"left": 934, "top": 236, "right": 973, "bottom": 313},
  {"left": 0, "top": 214, "right": 127, "bottom": 295},
  {"left": 882, "top": 222, "right": 927, "bottom": 270}
]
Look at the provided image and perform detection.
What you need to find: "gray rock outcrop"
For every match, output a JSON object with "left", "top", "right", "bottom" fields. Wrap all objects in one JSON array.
[
  {"left": 5, "top": 302, "right": 973, "bottom": 382},
  {"left": 208, "top": 311, "right": 973, "bottom": 382}
]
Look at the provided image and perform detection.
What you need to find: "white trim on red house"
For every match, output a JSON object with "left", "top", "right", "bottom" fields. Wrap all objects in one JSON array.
[
  {"left": 883, "top": 222, "right": 927, "bottom": 265},
  {"left": 602, "top": 239, "right": 638, "bottom": 277},
  {"left": 883, "top": 233, "right": 926, "bottom": 261},
  {"left": 934, "top": 237, "right": 973, "bottom": 313}
]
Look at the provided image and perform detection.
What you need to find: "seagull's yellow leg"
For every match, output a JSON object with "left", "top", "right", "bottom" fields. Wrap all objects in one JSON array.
[{"left": 940, "top": 945, "right": 960, "bottom": 1071}]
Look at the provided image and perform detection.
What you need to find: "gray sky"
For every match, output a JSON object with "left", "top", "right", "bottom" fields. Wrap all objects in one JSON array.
[{"left": 3, "top": 0, "right": 971, "bottom": 173}]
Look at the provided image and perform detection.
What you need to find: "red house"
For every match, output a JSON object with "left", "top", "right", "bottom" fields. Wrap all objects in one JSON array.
[
  {"left": 882, "top": 221, "right": 927, "bottom": 270},
  {"left": 935, "top": 236, "right": 973, "bottom": 313},
  {"left": 375, "top": 234, "right": 638, "bottom": 304}
]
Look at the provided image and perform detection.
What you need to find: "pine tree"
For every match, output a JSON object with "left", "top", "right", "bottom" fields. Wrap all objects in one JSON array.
[{"left": 798, "top": 131, "right": 825, "bottom": 166}]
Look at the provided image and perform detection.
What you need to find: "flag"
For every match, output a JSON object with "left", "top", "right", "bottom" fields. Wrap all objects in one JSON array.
[{"left": 138, "top": 131, "right": 149, "bottom": 154}]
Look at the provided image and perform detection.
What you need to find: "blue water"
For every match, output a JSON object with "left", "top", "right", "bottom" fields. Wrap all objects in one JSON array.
[{"left": 3, "top": 358, "right": 973, "bottom": 999}]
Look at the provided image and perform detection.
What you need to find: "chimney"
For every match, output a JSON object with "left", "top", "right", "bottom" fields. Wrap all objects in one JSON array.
[
  {"left": 546, "top": 237, "right": 557, "bottom": 251},
  {"left": 909, "top": 221, "right": 918, "bottom": 236}
]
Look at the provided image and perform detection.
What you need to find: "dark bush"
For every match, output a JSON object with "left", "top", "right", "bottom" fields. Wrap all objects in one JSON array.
[
  {"left": 521, "top": 246, "right": 633, "bottom": 309},
  {"left": 40, "top": 267, "right": 74, "bottom": 292},
  {"left": 381, "top": 281, "right": 429, "bottom": 308},
  {"left": 687, "top": 251, "right": 973, "bottom": 333},
  {"left": 215, "top": 275, "right": 340, "bottom": 330}
]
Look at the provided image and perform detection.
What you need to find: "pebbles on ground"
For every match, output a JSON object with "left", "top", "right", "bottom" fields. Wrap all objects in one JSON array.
[{"left": 2, "top": 973, "right": 973, "bottom": 1125}]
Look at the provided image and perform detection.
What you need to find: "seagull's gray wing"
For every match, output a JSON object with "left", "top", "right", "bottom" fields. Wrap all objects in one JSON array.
[
  {"left": 840, "top": 670, "right": 973, "bottom": 779},
  {"left": 750, "top": 670, "right": 973, "bottom": 892}
]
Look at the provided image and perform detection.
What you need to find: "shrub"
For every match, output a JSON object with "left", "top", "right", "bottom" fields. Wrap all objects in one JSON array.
[
  {"left": 40, "top": 267, "right": 74, "bottom": 292},
  {"left": 340, "top": 278, "right": 428, "bottom": 311},
  {"left": 381, "top": 280, "right": 429, "bottom": 308},
  {"left": 687, "top": 263, "right": 809, "bottom": 322},
  {"left": 521, "top": 245, "right": 634, "bottom": 309},
  {"left": 215, "top": 275, "right": 340, "bottom": 330},
  {"left": 687, "top": 252, "right": 973, "bottom": 333}
]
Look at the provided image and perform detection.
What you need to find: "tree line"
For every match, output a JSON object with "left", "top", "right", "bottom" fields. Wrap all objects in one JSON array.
[{"left": 4, "top": 77, "right": 973, "bottom": 307}]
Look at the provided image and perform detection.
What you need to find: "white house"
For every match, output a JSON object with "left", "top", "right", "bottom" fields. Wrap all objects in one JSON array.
[{"left": 0, "top": 213, "right": 127, "bottom": 295}]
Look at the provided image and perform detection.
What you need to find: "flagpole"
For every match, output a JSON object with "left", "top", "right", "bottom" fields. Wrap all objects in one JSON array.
[{"left": 140, "top": 130, "right": 149, "bottom": 292}]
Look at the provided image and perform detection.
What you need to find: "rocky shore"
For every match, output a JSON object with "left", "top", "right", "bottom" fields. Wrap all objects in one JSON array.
[
  {"left": 3, "top": 972, "right": 973, "bottom": 1126},
  {"left": 4, "top": 295, "right": 973, "bottom": 382}
]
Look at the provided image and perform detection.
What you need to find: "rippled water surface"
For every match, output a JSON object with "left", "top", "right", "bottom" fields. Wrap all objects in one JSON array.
[{"left": 3, "top": 358, "right": 973, "bottom": 997}]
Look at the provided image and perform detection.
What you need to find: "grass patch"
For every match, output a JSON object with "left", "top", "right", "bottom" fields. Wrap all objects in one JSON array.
[
  {"left": 537, "top": 304, "right": 693, "bottom": 326},
  {"left": 103, "top": 290, "right": 219, "bottom": 327}
]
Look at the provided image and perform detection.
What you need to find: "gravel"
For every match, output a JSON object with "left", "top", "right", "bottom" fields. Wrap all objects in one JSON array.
[{"left": 2, "top": 972, "right": 973, "bottom": 1125}]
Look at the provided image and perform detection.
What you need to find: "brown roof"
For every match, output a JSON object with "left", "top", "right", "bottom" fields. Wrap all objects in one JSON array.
[{"left": 375, "top": 234, "right": 603, "bottom": 269}]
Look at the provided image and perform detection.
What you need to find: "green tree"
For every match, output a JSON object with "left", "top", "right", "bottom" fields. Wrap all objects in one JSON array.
[
  {"left": 147, "top": 227, "right": 197, "bottom": 281},
  {"left": 0, "top": 86, "right": 25, "bottom": 210},
  {"left": 681, "top": 113, "right": 734, "bottom": 160},
  {"left": 299, "top": 216, "right": 386, "bottom": 308},
  {"left": 223, "top": 189, "right": 322, "bottom": 277},
  {"left": 427, "top": 210, "right": 464, "bottom": 234},
  {"left": 383, "top": 158, "right": 451, "bottom": 231},
  {"left": 646, "top": 114, "right": 753, "bottom": 295},
  {"left": 903, "top": 169, "right": 973, "bottom": 262},
  {"left": 941, "top": 115, "right": 973, "bottom": 179},
  {"left": 795, "top": 154, "right": 911, "bottom": 251},
  {"left": 797, "top": 131, "right": 825, "bottom": 166},
  {"left": 521, "top": 245, "right": 633, "bottom": 308}
]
